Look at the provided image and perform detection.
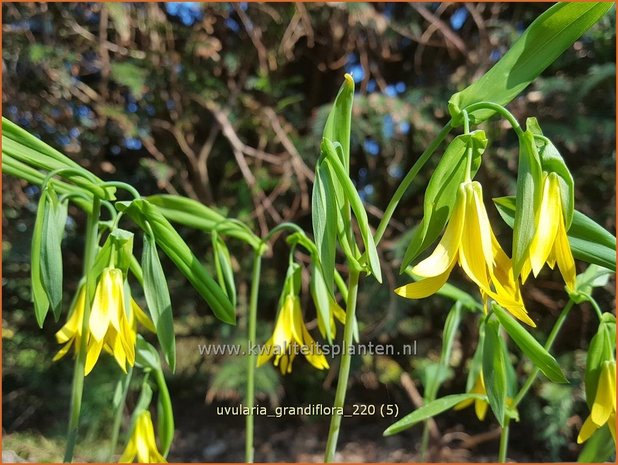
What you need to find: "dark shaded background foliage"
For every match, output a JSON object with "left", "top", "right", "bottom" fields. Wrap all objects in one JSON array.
[{"left": 2, "top": 2, "right": 615, "bottom": 462}]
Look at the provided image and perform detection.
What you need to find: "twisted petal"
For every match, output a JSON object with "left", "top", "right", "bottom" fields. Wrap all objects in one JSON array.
[
  {"left": 120, "top": 411, "right": 166, "bottom": 463},
  {"left": 529, "top": 174, "right": 560, "bottom": 276},
  {"left": 412, "top": 184, "right": 466, "bottom": 278},
  {"left": 89, "top": 269, "right": 115, "bottom": 341},
  {"left": 577, "top": 414, "right": 599, "bottom": 444},
  {"left": 56, "top": 286, "right": 86, "bottom": 344},
  {"left": 256, "top": 336, "right": 275, "bottom": 367},
  {"left": 591, "top": 361, "right": 616, "bottom": 426},
  {"left": 554, "top": 216, "right": 576, "bottom": 292},
  {"left": 301, "top": 325, "right": 329, "bottom": 370},
  {"left": 132, "top": 299, "right": 156, "bottom": 333},
  {"left": 85, "top": 337, "right": 104, "bottom": 376},
  {"left": 395, "top": 264, "right": 455, "bottom": 299}
]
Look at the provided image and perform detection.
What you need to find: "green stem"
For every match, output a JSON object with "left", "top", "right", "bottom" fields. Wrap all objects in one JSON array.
[
  {"left": 324, "top": 270, "right": 361, "bottom": 463},
  {"left": 64, "top": 197, "right": 101, "bottom": 463},
  {"left": 513, "top": 299, "right": 575, "bottom": 407},
  {"left": 245, "top": 250, "right": 263, "bottom": 463},
  {"left": 463, "top": 102, "right": 524, "bottom": 137},
  {"left": 374, "top": 123, "right": 452, "bottom": 245},
  {"left": 498, "top": 417, "right": 511, "bottom": 463},
  {"left": 419, "top": 423, "right": 431, "bottom": 461},
  {"left": 108, "top": 366, "right": 133, "bottom": 461},
  {"left": 99, "top": 181, "right": 141, "bottom": 200}
]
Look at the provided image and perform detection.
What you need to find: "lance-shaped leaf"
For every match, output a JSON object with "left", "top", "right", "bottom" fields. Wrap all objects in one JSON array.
[
  {"left": 312, "top": 158, "right": 338, "bottom": 294},
  {"left": 322, "top": 138, "right": 382, "bottom": 282},
  {"left": 40, "top": 186, "right": 65, "bottom": 320},
  {"left": 448, "top": 3, "right": 612, "bottom": 125},
  {"left": 584, "top": 314, "right": 616, "bottom": 409},
  {"left": 401, "top": 131, "right": 487, "bottom": 271},
  {"left": 212, "top": 233, "right": 237, "bottom": 308},
  {"left": 311, "top": 261, "right": 333, "bottom": 342},
  {"left": 147, "top": 194, "right": 260, "bottom": 249},
  {"left": 512, "top": 130, "right": 543, "bottom": 278},
  {"left": 383, "top": 393, "right": 486, "bottom": 436},
  {"left": 142, "top": 233, "right": 176, "bottom": 372},
  {"left": 494, "top": 196, "right": 616, "bottom": 272},
  {"left": 322, "top": 74, "right": 354, "bottom": 169},
  {"left": 493, "top": 304, "right": 567, "bottom": 383},
  {"left": 118, "top": 199, "right": 235, "bottom": 325},
  {"left": 483, "top": 317, "right": 508, "bottom": 426},
  {"left": 31, "top": 190, "right": 50, "bottom": 327},
  {"left": 2, "top": 117, "right": 115, "bottom": 200}
]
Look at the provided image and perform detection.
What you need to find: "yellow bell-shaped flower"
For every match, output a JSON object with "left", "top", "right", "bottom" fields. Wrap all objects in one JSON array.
[
  {"left": 578, "top": 360, "right": 616, "bottom": 444},
  {"left": 395, "top": 181, "right": 534, "bottom": 326},
  {"left": 521, "top": 172, "right": 576, "bottom": 291},
  {"left": 53, "top": 268, "right": 155, "bottom": 375},
  {"left": 257, "top": 294, "right": 329, "bottom": 374},
  {"left": 119, "top": 410, "right": 167, "bottom": 463},
  {"left": 454, "top": 374, "right": 489, "bottom": 421}
]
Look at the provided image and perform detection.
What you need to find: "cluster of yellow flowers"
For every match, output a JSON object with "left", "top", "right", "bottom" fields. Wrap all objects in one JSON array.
[
  {"left": 395, "top": 178, "right": 575, "bottom": 327},
  {"left": 54, "top": 267, "right": 155, "bottom": 375}
]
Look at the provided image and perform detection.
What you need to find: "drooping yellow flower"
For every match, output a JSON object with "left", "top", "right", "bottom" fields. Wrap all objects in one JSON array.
[
  {"left": 521, "top": 172, "right": 576, "bottom": 291},
  {"left": 455, "top": 374, "right": 489, "bottom": 421},
  {"left": 119, "top": 410, "right": 167, "bottom": 463},
  {"left": 257, "top": 294, "right": 329, "bottom": 374},
  {"left": 54, "top": 269, "right": 155, "bottom": 375},
  {"left": 395, "top": 181, "right": 534, "bottom": 326},
  {"left": 317, "top": 298, "right": 347, "bottom": 340},
  {"left": 578, "top": 360, "right": 616, "bottom": 444}
]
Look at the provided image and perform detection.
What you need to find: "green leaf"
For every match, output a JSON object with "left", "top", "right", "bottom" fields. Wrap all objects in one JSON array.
[
  {"left": 135, "top": 335, "right": 162, "bottom": 372},
  {"left": 212, "top": 234, "right": 237, "bottom": 309},
  {"left": 448, "top": 2, "right": 613, "bottom": 125},
  {"left": 119, "top": 199, "right": 235, "bottom": 325},
  {"left": 493, "top": 304, "right": 567, "bottom": 383},
  {"left": 483, "top": 317, "right": 508, "bottom": 425},
  {"left": 142, "top": 233, "right": 176, "bottom": 372},
  {"left": 31, "top": 190, "right": 50, "bottom": 327},
  {"left": 425, "top": 303, "right": 462, "bottom": 402},
  {"left": 312, "top": 159, "right": 338, "bottom": 294},
  {"left": 494, "top": 196, "right": 616, "bottom": 272},
  {"left": 512, "top": 130, "right": 543, "bottom": 278},
  {"left": 322, "top": 74, "right": 354, "bottom": 169},
  {"left": 585, "top": 315, "right": 616, "bottom": 408},
  {"left": 400, "top": 131, "right": 487, "bottom": 271},
  {"left": 383, "top": 393, "right": 486, "bottom": 436},
  {"left": 155, "top": 369, "right": 174, "bottom": 457},
  {"left": 146, "top": 194, "right": 260, "bottom": 249},
  {"left": 578, "top": 425, "right": 616, "bottom": 463},
  {"left": 527, "top": 117, "right": 575, "bottom": 228},
  {"left": 40, "top": 186, "right": 64, "bottom": 319},
  {"left": 322, "top": 138, "right": 382, "bottom": 282},
  {"left": 311, "top": 262, "right": 333, "bottom": 342},
  {"left": 2, "top": 117, "right": 115, "bottom": 200},
  {"left": 570, "top": 264, "right": 613, "bottom": 303}
]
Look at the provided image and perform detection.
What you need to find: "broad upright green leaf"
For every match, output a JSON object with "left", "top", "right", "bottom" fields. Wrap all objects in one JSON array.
[
  {"left": 493, "top": 304, "right": 567, "bottom": 383},
  {"left": 401, "top": 131, "right": 487, "bottom": 271},
  {"left": 322, "top": 74, "right": 354, "bottom": 169},
  {"left": 311, "top": 262, "right": 333, "bottom": 342},
  {"left": 512, "top": 130, "right": 543, "bottom": 278},
  {"left": 494, "top": 196, "right": 616, "bottom": 271},
  {"left": 142, "top": 233, "right": 176, "bottom": 372},
  {"left": 483, "top": 317, "right": 508, "bottom": 425},
  {"left": 322, "top": 138, "right": 382, "bottom": 283},
  {"left": 312, "top": 159, "right": 338, "bottom": 294},
  {"left": 118, "top": 199, "right": 235, "bottom": 325},
  {"left": 527, "top": 117, "right": 575, "bottom": 228},
  {"left": 383, "top": 393, "right": 486, "bottom": 436},
  {"left": 448, "top": 3, "right": 612, "bottom": 125}
]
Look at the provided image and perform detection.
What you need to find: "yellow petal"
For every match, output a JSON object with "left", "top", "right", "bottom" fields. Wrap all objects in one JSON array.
[
  {"left": 89, "top": 269, "right": 113, "bottom": 341},
  {"left": 395, "top": 262, "right": 455, "bottom": 299},
  {"left": 529, "top": 174, "right": 560, "bottom": 276},
  {"left": 412, "top": 186, "right": 465, "bottom": 278},
  {"left": 454, "top": 398, "right": 474, "bottom": 410},
  {"left": 56, "top": 287, "right": 86, "bottom": 343},
  {"left": 591, "top": 361, "right": 616, "bottom": 426},
  {"left": 458, "top": 183, "right": 492, "bottom": 292},
  {"left": 85, "top": 337, "right": 104, "bottom": 376},
  {"left": 577, "top": 414, "right": 599, "bottom": 444},
  {"left": 110, "top": 329, "right": 128, "bottom": 373},
  {"left": 290, "top": 297, "right": 305, "bottom": 345},
  {"left": 301, "top": 325, "right": 329, "bottom": 370},
  {"left": 108, "top": 268, "right": 125, "bottom": 333},
  {"left": 332, "top": 300, "right": 347, "bottom": 325},
  {"left": 475, "top": 398, "right": 488, "bottom": 421},
  {"left": 53, "top": 340, "right": 74, "bottom": 362},
  {"left": 132, "top": 299, "right": 156, "bottom": 333},
  {"left": 256, "top": 337, "right": 274, "bottom": 367},
  {"left": 119, "top": 436, "right": 137, "bottom": 463},
  {"left": 554, "top": 216, "right": 576, "bottom": 292}
]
